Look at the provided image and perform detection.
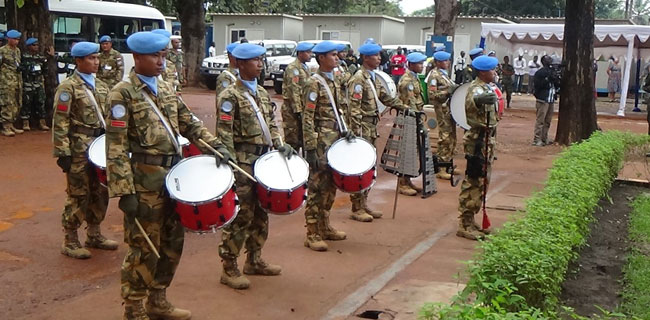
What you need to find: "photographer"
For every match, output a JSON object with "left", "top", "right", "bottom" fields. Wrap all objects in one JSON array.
[{"left": 532, "top": 55, "right": 561, "bottom": 146}]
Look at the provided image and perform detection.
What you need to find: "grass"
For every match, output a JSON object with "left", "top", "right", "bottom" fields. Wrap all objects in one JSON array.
[{"left": 622, "top": 193, "right": 650, "bottom": 319}]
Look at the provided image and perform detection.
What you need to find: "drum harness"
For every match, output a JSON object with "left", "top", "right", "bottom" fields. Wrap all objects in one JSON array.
[
  {"left": 311, "top": 73, "right": 349, "bottom": 134},
  {"left": 141, "top": 90, "right": 182, "bottom": 156},
  {"left": 83, "top": 86, "right": 106, "bottom": 130},
  {"left": 366, "top": 78, "right": 387, "bottom": 115},
  {"left": 243, "top": 91, "right": 274, "bottom": 148}
]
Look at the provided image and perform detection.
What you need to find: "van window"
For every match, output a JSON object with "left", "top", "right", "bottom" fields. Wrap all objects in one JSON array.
[
  {"left": 275, "top": 43, "right": 294, "bottom": 56},
  {"left": 53, "top": 15, "right": 90, "bottom": 52}
]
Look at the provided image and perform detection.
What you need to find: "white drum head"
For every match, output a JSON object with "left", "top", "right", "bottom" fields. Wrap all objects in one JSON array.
[
  {"left": 254, "top": 151, "right": 309, "bottom": 191},
  {"left": 177, "top": 135, "right": 190, "bottom": 147},
  {"left": 450, "top": 83, "right": 472, "bottom": 130},
  {"left": 376, "top": 70, "right": 397, "bottom": 99},
  {"left": 88, "top": 134, "right": 106, "bottom": 169},
  {"left": 327, "top": 138, "right": 376, "bottom": 175},
  {"left": 165, "top": 155, "right": 234, "bottom": 204}
]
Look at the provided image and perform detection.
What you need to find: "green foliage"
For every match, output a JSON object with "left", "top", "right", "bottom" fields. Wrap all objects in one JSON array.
[
  {"left": 621, "top": 193, "right": 650, "bottom": 319},
  {"left": 411, "top": 4, "right": 435, "bottom": 16},
  {"left": 458, "top": 0, "right": 624, "bottom": 19}
]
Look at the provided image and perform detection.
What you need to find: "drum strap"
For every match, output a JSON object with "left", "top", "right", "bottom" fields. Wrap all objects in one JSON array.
[
  {"left": 141, "top": 90, "right": 182, "bottom": 155},
  {"left": 243, "top": 92, "right": 273, "bottom": 147},
  {"left": 366, "top": 78, "right": 387, "bottom": 115},
  {"left": 223, "top": 70, "right": 237, "bottom": 82},
  {"left": 83, "top": 86, "right": 106, "bottom": 129},
  {"left": 311, "top": 73, "right": 347, "bottom": 133}
]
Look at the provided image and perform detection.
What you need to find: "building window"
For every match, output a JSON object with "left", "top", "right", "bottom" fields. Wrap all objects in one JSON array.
[
  {"left": 231, "top": 29, "right": 246, "bottom": 43},
  {"left": 322, "top": 31, "right": 340, "bottom": 40}
]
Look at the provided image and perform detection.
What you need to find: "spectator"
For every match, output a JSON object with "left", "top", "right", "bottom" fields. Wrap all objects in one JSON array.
[
  {"left": 390, "top": 48, "right": 406, "bottom": 83},
  {"left": 533, "top": 55, "right": 561, "bottom": 146},
  {"left": 454, "top": 50, "right": 466, "bottom": 84},
  {"left": 527, "top": 55, "right": 540, "bottom": 95},
  {"left": 607, "top": 57, "right": 621, "bottom": 102},
  {"left": 209, "top": 41, "right": 216, "bottom": 57},
  {"left": 513, "top": 54, "right": 526, "bottom": 95},
  {"left": 344, "top": 49, "right": 358, "bottom": 74}
]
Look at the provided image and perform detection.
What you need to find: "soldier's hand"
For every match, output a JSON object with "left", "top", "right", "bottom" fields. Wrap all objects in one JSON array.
[
  {"left": 46, "top": 46, "right": 55, "bottom": 56},
  {"left": 56, "top": 156, "right": 72, "bottom": 173},
  {"left": 342, "top": 131, "right": 355, "bottom": 142},
  {"left": 306, "top": 150, "right": 320, "bottom": 170},
  {"left": 118, "top": 194, "right": 139, "bottom": 217},
  {"left": 214, "top": 145, "right": 232, "bottom": 167},
  {"left": 277, "top": 144, "right": 295, "bottom": 159},
  {"left": 474, "top": 92, "right": 498, "bottom": 106}
]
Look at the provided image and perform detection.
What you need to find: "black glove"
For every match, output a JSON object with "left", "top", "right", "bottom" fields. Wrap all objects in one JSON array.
[
  {"left": 118, "top": 194, "right": 139, "bottom": 217},
  {"left": 474, "top": 91, "right": 498, "bottom": 106},
  {"left": 342, "top": 131, "right": 355, "bottom": 142},
  {"left": 277, "top": 144, "right": 295, "bottom": 159},
  {"left": 214, "top": 144, "right": 232, "bottom": 167},
  {"left": 56, "top": 156, "right": 72, "bottom": 173},
  {"left": 465, "top": 155, "right": 485, "bottom": 179},
  {"left": 306, "top": 150, "right": 320, "bottom": 170}
]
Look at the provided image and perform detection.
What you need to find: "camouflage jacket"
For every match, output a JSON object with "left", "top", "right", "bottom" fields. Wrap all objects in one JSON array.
[
  {"left": 105, "top": 71, "right": 220, "bottom": 197},
  {"left": 463, "top": 78, "right": 499, "bottom": 156},
  {"left": 462, "top": 66, "right": 476, "bottom": 84},
  {"left": 167, "top": 49, "right": 184, "bottom": 83},
  {"left": 347, "top": 68, "right": 407, "bottom": 138},
  {"left": 0, "top": 45, "right": 22, "bottom": 89},
  {"left": 97, "top": 48, "right": 124, "bottom": 88},
  {"left": 216, "top": 80, "right": 281, "bottom": 165},
  {"left": 215, "top": 67, "right": 238, "bottom": 98},
  {"left": 161, "top": 61, "right": 179, "bottom": 90},
  {"left": 426, "top": 68, "right": 455, "bottom": 107},
  {"left": 57, "top": 53, "right": 76, "bottom": 77},
  {"left": 498, "top": 63, "right": 514, "bottom": 85},
  {"left": 302, "top": 70, "right": 346, "bottom": 152},
  {"left": 52, "top": 72, "right": 110, "bottom": 158},
  {"left": 282, "top": 59, "right": 309, "bottom": 113},
  {"left": 334, "top": 61, "right": 351, "bottom": 91},
  {"left": 21, "top": 52, "right": 47, "bottom": 90},
  {"left": 398, "top": 70, "right": 424, "bottom": 111}
]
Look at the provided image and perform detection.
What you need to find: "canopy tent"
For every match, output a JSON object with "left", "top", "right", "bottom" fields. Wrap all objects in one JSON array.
[{"left": 481, "top": 23, "right": 650, "bottom": 116}]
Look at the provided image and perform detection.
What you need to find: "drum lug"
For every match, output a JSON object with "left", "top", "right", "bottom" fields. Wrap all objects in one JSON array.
[
  {"left": 287, "top": 190, "right": 292, "bottom": 199},
  {"left": 196, "top": 220, "right": 202, "bottom": 230},
  {"left": 193, "top": 206, "right": 199, "bottom": 215},
  {"left": 216, "top": 199, "right": 223, "bottom": 208}
]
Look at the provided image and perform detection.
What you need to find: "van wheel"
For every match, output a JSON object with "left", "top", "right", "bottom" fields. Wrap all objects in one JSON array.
[
  {"left": 274, "top": 81, "right": 283, "bottom": 94},
  {"left": 206, "top": 79, "right": 217, "bottom": 90}
]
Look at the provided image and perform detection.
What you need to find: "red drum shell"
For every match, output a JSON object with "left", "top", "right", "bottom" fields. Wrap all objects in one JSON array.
[
  {"left": 177, "top": 135, "right": 202, "bottom": 158},
  {"left": 174, "top": 187, "right": 238, "bottom": 232},
  {"left": 253, "top": 151, "right": 310, "bottom": 215},
  {"left": 327, "top": 138, "right": 377, "bottom": 194},
  {"left": 88, "top": 134, "right": 108, "bottom": 187},
  {"left": 331, "top": 167, "right": 376, "bottom": 193}
]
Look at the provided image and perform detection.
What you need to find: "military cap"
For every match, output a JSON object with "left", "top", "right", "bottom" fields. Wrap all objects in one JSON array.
[
  {"left": 25, "top": 38, "right": 38, "bottom": 46},
  {"left": 71, "top": 41, "right": 100, "bottom": 57},
  {"left": 99, "top": 35, "right": 112, "bottom": 43},
  {"left": 433, "top": 51, "right": 451, "bottom": 61},
  {"left": 469, "top": 47, "right": 484, "bottom": 58},
  {"left": 296, "top": 41, "right": 315, "bottom": 52},
  {"left": 335, "top": 43, "right": 347, "bottom": 52},
  {"left": 226, "top": 42, "right": 239, "bottom": 53},
  {"left": 127, "top": 32, "right": 170, "bottom": 54},
  {"left": 6, "top": 30, "right": 21, "bottom": 39},
  {"left": 407, "top": 52, "right": 427, "bottom": 63},
  {"left": 312, "top": 41, "right": 337, "bottom": 54},
  {"left": 434, "top": 45, "right": 446, "bottom": 52},
  {"left": 152, "top": 29, "right": 171, "bottom": 38},
  {"left": 471, "top": 55, "right": 499, "bottom": 71},
  {"left": 232, "top": 43, "right": 265, "bottom": 60},
  {"left": 359, "top": 42, "right": 381, "bottom": 55}
]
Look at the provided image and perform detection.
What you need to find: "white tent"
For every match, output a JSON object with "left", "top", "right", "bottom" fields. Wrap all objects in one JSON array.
[{"left": 481, "top": 23, "right": 650, "bottom": 116}]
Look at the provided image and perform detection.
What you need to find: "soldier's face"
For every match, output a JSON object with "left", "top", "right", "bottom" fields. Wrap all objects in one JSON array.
[
  {"left": 363, "top": 53, "right": 380, "bottom": 69},
  {"left": 338, "top": 51, "right": 348, "bottom": 59},
  {"left": 409, "top": 62, "right": 423, "bottom": 74},
  {"left": 171, "top": 39, "right": 181, "bottom": 49},
  {"left": 478, "top": 69, "right": 496, "bottom": 83},
  {"left": 435, "top": 60, "right": 450, "bottom": 69},
  {"left": 100, "top": 42, "right": 112, "bottom": 52},
  {"left": 8, "top": 38, "right": 18, "bottom": 47},
  {"left": 318, "top": 51, "right": 338, "bottom": 71},
  {"left": 76, "top": 53, "right": 100, "bottom": 74},
  {"left": 237, "top": 56, "right": 263, "bottom": 80},
  {"left": 134, "top": 52, "right": 165, "bottom": 77},
  {"left": 28, "top": 44, "right": 39, "bottom": 53},
  {"left": 297, "top": 50, "right": 311, "bottom": 63}
]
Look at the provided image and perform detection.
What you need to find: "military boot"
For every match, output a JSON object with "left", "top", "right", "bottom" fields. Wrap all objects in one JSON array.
[
  {"left": 363, "top": 202, "right": 383, "bottom": 219},
  {"left": 243, "top": 250, "right": 282, "bottom": 276},
  {"left": 350, "top": 201, "right": 373, "bottom": 222},
  {"left": 145, "top": 289, "right": 192, "bottom": 320},
  {"left": 456, "top": 219, "right": 485, "bottom": 241},
  {"left": 304, "top": 222, "right": 328, "bottom": 251},
  {"left": 220, "top": 258, "right": 250, "bottom": 289},
  {"left": 85, "top": 224, "right": 119, "bottom": 250},
  {"left": 38, "top": 119, "right": 50, "bottom": 131},
  {"left": 473, "top": 221, "right": 491, "bottom": 235},
  {"left": 436, "top": 172, "right": 452, "bottom": 180},
  {"left": 124, "top": 298, "right": 150, "bottom": 320},
  {"left": 61, "top": 228, "right": 91, "bottom": 259},
  {"left": 398, "top": 177, "right": 417, "bottom": 196},
  {"left": 406, "top": 178, "right": 423, "bottom": 193},
  {"left": 453, "top": 168, "right": 463, "bottom": 175},
  {"left": 1, "top": 123, "right": 15, "bottom": 137},
  {"left": 10, "top": 124, "right": 24, "bottom": 134},
  {"left": 22, "top": 120, "right": 30, "bottom": 131},
  {"left": 319, "top": 214, "right": 346, "bottom": 241}
]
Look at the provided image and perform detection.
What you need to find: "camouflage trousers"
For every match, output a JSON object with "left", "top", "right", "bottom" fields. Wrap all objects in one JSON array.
[
  {"left": 62, "top": 157, "right": 108, "bottom": 230},
  {"left": 219, "top": 162, "right": 269, "bottom": 260},
  {"left": 434, "top": 104, "right": 457, "bottom": 162},
  {"left": 350, "top": 135, "right": 376, "bottom": 209},
  {"left": 281, "top": 105, "right": 302, "bottom": 150},
  {"left": 458, "top": 160, "right": 492, "bottom": 224},
  {"left": 501, "top": 81, "right": 513, "bottom": 107},
  {"left": 121, "top": 190, "right": 184, "bottom": 300},
  {"left": 21, "top": 87, "right": 46, "bottom": 120},
  {"left": 305, "top": 167, "right": 337, "bottom": 225},
  {"left": 0, "top": 86, "right": 22, "bottom": 123}
]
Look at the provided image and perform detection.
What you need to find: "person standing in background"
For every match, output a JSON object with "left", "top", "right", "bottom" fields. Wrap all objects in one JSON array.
[
  {"left": 390, "top": 48, "right": 406, "bottom": 84},
  {"left": 513, "top": 54, "right": 526, "bottom": 95},
  {"left": 209, "top": 42, "right": 216, "bottom": 57},
  {"left": 454, "top": 50, "right": 466, "bottom": 84},
  {"left": 607, "top": 57, "right": 622, "bottom": 102},
  {"left": 527, "top": 55, "right": 540, "bottom": 95}
]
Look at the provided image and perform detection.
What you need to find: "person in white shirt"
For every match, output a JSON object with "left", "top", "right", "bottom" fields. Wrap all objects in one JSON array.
[
  {"left": 513, "top": 54, "right": 526, "bottom": 95},
  {"left": 208, "top": 41, "right": 216, "bottom": 57},
  {"left": 527, "top": 55, "right": 540, "bottom": 95},
  {"left": 453, "top": 50, "right": 466, "bottom": 84}
]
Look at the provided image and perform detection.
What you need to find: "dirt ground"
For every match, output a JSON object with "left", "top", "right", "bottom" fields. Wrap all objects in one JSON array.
[{"left": 0, "top": 89, "right": 647, "bottom": 320}]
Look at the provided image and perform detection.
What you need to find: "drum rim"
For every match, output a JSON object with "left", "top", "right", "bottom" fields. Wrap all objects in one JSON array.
[
  {"left": 165, "top": 154, "right": 235, "bottom": 205},
  {"left": 326, "top": 137, "right": 377, "bottom": 174},
  {"left": 261, "top": 198, "right": 307, "bottom": 215},
  {"left": 88, "top": 134, "right": 106, "bottom": 169},
  {"left": 253, "top": 150, "right": 310, "bottom": 192},
  {"left": 184, "top": 195, "right": 241, "bottom": 233},
  {"left": 332, "top": 168, "right": 377, "bottom": 193}
]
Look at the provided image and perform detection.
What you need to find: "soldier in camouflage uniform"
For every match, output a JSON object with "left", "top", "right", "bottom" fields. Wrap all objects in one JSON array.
[
  {"left": 396, "top": 52, "right": 427, "bottom": 196},
  {"left": 151, "top": 29, "right": 179, "bottom": 92},
  {"left": 57, "top": 40, "right": 78, "bottom": 80},
  {"left": 20, "top": 38, "right": 50, "bottom": 131},
  {"left": 347, "top": 40, "right": 412, "bottom": 222},
  {"left": 52, "top": 42, "right": 117, "bottom": 260},
  {"left": 167, "top": 37, "right": 184, "bottom": 91},
  {"left": 96, "top": 35, "right": 124, "bottom": 89},
  {"left": 216, "top": 43, "right": 294, "bottom": 290},
  {"left": 301, "top": 41, "right": 349, "bottom": 251},
  {"left": 106, "top": 32, "right": 228, "bottom": 320},
  {"left": 215, "top": 42, "right": 240, "bottom": 97},
  {"left": 457, "top": 55, "right": 500, "bottom": 240},
  {"left": 0, "top": 30, "right": 23, "bottom": 137},
  {"left": 281, "top": 41, "right": 314, "bottom": 150},
  {"left": 426, "top": 51, "right": 460, "bottom": 180},
  {"left": 461, "top": 48, "right": 484, "bottom": 84},
  {"left": 498, "top": 56, "right": 514, "bottom": 109}
]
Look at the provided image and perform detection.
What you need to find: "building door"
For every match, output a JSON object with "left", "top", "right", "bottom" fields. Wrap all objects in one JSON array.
[{"left": 453, "top": 34, "right": 470, "bottom": 59}]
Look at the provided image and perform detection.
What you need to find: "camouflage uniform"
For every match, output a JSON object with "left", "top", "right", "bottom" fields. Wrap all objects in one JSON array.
[
  {"left": 215, "top": 67, "right": 237, "bottom": 98},
  {"left": 498, "top": 63, "right": 514, "bottom": 108},
  {"left": 396, "top": 70, "right": 425, "bottom": 195},
  {"left": 458, "top": 78, "right": 499, "bottom": 239},
  {"left": 167, "top": 49, "right": 184, "bottom": 90},
  {"left": 0, "top": 45, "right": 23, "bottom": 130},
  {"left": 347, "top": 68, "right": 407, "bottom": 221},
  {"left": 97, "top": 48, "right": 124, "bottom": 89},
  {"left": 426, "top": 68, "right": 457, "bottom": 163},
  {"left": 281, "top": 59, "right": 310, "bottom": 150},
  {"left": 20, "top": 51, "right": 47, "bottom": 124},
  {"left": 461, "top": 65, "right": 476, "bottom": 84},
  {"left": 216, "top": 80, "right": 282, "bottom": 288},
  {"left": 302, "top": 70, "right": 348, "bottom": 251},
  {"left": 644, "top": 73, "right": 650, "bottom": 135},
  {"left": 161, "top": 60, "right": 179, "bottom": 90},
  {"left": 105, "top": 71, "right": 221, "bottom": 301},
  {"left": 57, "top": 53, "right": 76, "bottom": 78}
]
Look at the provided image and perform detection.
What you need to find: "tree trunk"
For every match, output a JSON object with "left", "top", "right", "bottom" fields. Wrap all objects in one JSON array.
[
  {"left": 433, "top": 0, "right": 459, "bottom": 37},
  {"left": 175, "top": 0, "right": 205, "bottom": 87},
  {"left": 556, "top": 0, "right": 598, "bottom": 145}
]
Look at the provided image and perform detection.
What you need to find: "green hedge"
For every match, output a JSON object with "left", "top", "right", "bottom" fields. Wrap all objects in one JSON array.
[
  {"left": 420, "top": 131, "right": 650, "bottom": 319},
  {"left": 621, "top": 193, "right": 650, "bottom": 319}
]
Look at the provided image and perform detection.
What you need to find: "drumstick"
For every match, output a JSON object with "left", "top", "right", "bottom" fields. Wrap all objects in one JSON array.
[
  {"left": 277, "top": 136, "right": 295, "bottom": 182},
  {"left": 197, "top": 139, "right": 257, "bottom": 183},
  {"left": 134, "top": 218, "right": 160, "bottom": 259}
]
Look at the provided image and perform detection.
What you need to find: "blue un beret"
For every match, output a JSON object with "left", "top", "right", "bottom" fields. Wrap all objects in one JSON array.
[
  {"left": 232, "top": 43, "right": 266, "bottom": 60},
  {"left": 312, "top": 41, "right": 337, "bottom": 54},
  {"left": 6, "top": 30, "right": 21, "bottom": 39},
  {"left": 71, "top": 42, "right": 100, "bottom": 57},
  {"left": 359, "top": 43, "right": 381, "bottom": 55},
  {"left": 99, "top": 35, "right": 111, "bottom": 43},
  {"left": 433, "top": 51, "right": 451, "bottom": 61},
  {"left": 127, "top": 32, "right": 170, "bottom": 54},
  {"left": 407, "top": 52, "right": 427, "bottom": 63},
  {"left": 152, "top": 29, "right": 171, "bottom": 38},
  {"left": 296, "top": 41, "right": 315, "bottom": 52},
  {"left": 25, "top": 38, "right": 38, "bottom": 46},
  {"left": 336, "top": 43, "right": 347, "bottom": 52},
  {"left": 471, "top": 56, "right": 499, "bottom": 71},
  {"left": 469, "top": 47, "right": 484, "bottom": 58},
  {"left": 226, "top": 42, "right": 239, "bottom": 54}
]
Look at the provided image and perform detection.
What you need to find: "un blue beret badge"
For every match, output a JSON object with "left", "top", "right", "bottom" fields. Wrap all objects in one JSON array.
[
  {"left": 293, "top": 69, "right": 299, "bottom": 76},
  {"left": 354, "top": 84, "right": 363, "bottom": 93},
  {"left": 111, "top": 104, "right": 126, "bottom": 119},
  {"left": 308, "top": 92, "right": 317, "bottom": 102},
  {"left": 408, "top": 84, "right": 414, "bottom": 91},
  {"left": 221, "top": 100, "right": 233, "bottom": 113},
  {"left": 59, "top": 92, "right": 70, "bottom": 102},
  {"left": 222, "top": 80, "right": 229, "bottom": 88}
]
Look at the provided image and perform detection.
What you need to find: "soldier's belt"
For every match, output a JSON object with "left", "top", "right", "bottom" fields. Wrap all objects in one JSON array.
[
  {"left": 362, "top": 116, "right": 379, "bottom": 125},
  {"left": 235, "top": 143, "right": 270, "bottom": 156},
  {"left": 72, "top": 126, "right": 104, "bottom": 137},
  {"left": 131, "top": 153, "right": 181, "bottom": 167},
  {"left": 315, "top": 120, "right": 338, "bottom": 130}
]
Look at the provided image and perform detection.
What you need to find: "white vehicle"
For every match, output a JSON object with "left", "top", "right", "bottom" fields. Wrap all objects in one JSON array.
[{"left": 50, "top": 0, "right": 167, "bottom": 83}]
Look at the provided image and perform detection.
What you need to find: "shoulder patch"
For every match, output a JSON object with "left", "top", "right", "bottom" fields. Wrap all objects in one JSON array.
[
  {"left": 221, "top": 100, "right": 233, "bottom": 113},
  {"left": 222, "top": 80, "right": 229, "bottom": 88},
  {"left": 111, "top": 104, "right": 126, "bottom": 119},
  {"left": 308, "top": 92, "right": 317, "bottom": 102},
  {"left": 430, "top": 79, "right": 437, "bottom": 86},
  {"left": 354, "top": 84, "right": 363, "bottom": 93},
  {"left": 59, "top": 92, "right": 71, "bottom": 102},
  {"left": 408, "top": 84, "right": 414, "bottom": 91},
  {"left": 293, "top": 69, "right": 299, "bottom": 76},
  {"left": 473, "top": 87, "right": 485, "bottom": 96}
]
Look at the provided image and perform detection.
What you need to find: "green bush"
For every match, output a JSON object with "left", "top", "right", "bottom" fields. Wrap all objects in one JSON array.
[{"left": 621, "top": 193, "right": 650, "bottom": 319}]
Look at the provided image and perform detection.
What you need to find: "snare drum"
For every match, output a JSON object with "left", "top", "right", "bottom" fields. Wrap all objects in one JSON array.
[
  {"left": 165, "top": 155, "right": 239, "bottom": 233},
  {"left": 327, "top": 138, "right": 377, "bottom": 193},
  {"left": 254, "top": 151, "right": 309, "bottom": 215},
  {"left": 489, "top": 84, "right": 505, "bottom": 117},
  {"left": 88, "top": 134, "right": 108, "bottom": 187},
  {"left": 177, "top": 135, "right": 202, "bottom": 158}
]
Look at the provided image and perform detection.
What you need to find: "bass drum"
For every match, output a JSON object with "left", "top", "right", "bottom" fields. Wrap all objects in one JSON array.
[
  {"left": 376, "top": 70, "right": 397, "bottom": 99},
  {"left": 449, "top": 83, "right": 472, "bottom": 130}
]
